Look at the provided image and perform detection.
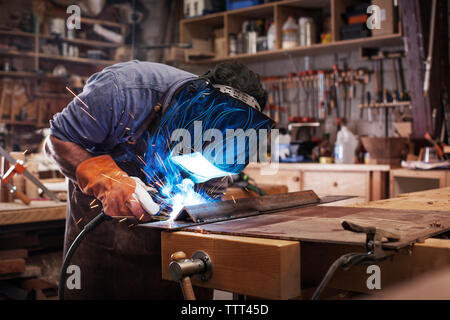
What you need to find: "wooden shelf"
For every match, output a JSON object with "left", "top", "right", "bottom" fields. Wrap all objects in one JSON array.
[
  {"left": 180, "top": 0, "right": 403, "bottom": 64},
  {"left": 194, "top": 34, "right": 403, "bottom": 64},
  {"left": 40, "top": 34, "right": 122, "bottom": 48},
  {"left": 1, "top": 120, "right": 38, "bottom": 126},
  {"left": 0, "top": 50, "right": 36, "bottom": 58},
  {"left": 38, "top": 53, "right": 119, "bottom": 66},
  {"left": 0, "top": 71, "right": 66, "bottom": 79},
  {"left": 0, "top": 30, "right": 36, "bottom": 38}
]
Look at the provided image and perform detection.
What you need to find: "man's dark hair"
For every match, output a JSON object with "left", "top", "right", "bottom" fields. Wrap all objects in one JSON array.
[{"left": 204, "top": 62, "right": 267, "bottom": 110}]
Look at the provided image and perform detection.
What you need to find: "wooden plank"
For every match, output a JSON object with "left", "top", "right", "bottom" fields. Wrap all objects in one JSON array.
[
  {"left": 301, "top": 238, "right": 450, "bottom": 295},
  {"left": 0, "top": 258, "right": 26, "bottom": 275},
  {"left": 161, "top": 231, "right": 300, "bottom": 299},
  {"left": 357, "top": 187, "right": 450, "bottom": 211},
  {"left": 0, "top": 201, "right": 66, "bottom": 226},
  {"left": 186, "top": 206, "right": 450, "bottom": 249},
  {"left": 0, "top": 249, "right": 28, "bottom": 260}
]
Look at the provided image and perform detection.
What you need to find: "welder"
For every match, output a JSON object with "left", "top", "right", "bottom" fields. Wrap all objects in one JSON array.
[{"left": 45, "top": 60, "right": 273, "bottom": 299}]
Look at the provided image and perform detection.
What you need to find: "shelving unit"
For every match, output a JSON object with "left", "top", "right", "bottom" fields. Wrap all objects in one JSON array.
[
  {"left": 180, "top": 0, "right": 403, "bottom": 63},
  {"left": 0, "top": 15, "right": 128, "bottom": 129}
]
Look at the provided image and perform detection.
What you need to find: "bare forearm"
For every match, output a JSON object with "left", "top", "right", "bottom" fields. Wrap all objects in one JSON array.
[{"left": 44, "top": 135, "right": 92, "bottom": 181}]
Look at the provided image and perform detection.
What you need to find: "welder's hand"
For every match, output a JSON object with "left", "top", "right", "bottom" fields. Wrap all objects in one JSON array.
[{"left": 75, "top": 155, "right": 157, "bottom": 222}]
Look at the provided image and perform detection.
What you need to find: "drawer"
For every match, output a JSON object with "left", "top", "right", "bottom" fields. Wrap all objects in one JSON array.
[
  {"left": 244, "top": 168, "right": 301, "bottom": 192},
  {"left": 302, "top": 171, "right": 368, "bottom": 197}
]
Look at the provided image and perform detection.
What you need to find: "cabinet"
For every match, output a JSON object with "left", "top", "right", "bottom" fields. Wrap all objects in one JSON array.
[{"left": 244, "top": 163, "right": 390, "bottom": 202}]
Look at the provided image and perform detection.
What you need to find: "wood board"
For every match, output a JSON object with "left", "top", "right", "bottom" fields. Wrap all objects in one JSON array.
[
  {"left": 184, "top": 206, "right": 450, "bottom": 249},
  {"left": 0, "top": 201, "right": 66, "bottom": 226}
]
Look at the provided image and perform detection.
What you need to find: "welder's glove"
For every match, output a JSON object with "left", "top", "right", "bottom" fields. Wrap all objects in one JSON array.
[{"left": 75, "top": 155, "right": 159, "bottom": 222}]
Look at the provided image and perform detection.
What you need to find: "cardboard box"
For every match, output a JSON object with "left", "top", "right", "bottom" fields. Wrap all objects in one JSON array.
[
  {"left": 214, "top": 37, "right": 226, "bottom": 59},
  {"left": 371, "top": 0, "right": 395, "bottom": 36},
  {"left": 192, "top": 38, "right": 213, "bottom": 52},
  {"left": 164, "top": 47, "right": 186, "bottom": 62},
  {"left": 214, "top": 28, "right": 224, "bottom": 39}
]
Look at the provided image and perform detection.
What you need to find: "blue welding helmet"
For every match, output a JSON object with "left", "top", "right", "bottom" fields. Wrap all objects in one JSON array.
[{"left": 143, "top": 78, "right": 274, "bottom": 185}]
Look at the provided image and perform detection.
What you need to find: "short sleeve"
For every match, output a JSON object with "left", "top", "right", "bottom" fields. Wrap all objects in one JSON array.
[{"left": 49, "top": 71, "right": 123, "bottom": 153}]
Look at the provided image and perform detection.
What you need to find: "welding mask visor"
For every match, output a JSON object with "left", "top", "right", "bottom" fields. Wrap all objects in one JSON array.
[{"left": 146, "top": 78, "right": 274, "bottom": 182}]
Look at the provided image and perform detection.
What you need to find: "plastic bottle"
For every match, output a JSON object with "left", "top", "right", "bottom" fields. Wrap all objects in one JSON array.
[
  {"left": 282, "top": 16, "right": 299, "bottom": 49},
  {"left": 267, "top": 22, "right": 276, "bottom": 51},
  {"left": 334, "top": 126, "right": 358, "bottom": 164}
]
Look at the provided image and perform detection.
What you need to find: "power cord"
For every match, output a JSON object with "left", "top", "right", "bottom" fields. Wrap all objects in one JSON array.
[{"left": 58, "top": 211, "right": 111, "bottom": 300}]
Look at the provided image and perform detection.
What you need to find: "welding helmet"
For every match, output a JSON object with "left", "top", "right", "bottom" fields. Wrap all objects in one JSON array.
[{"left": 143, "top": 78, "right": 274, "bottom": 185}]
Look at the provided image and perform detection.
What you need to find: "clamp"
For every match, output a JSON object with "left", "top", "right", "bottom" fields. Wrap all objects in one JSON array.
[
  {"left": 311, "top": 221, "right": 401, "bottom": 300},
  {"left": 342, "top": 221, "right": 401, "bottom": 261}
]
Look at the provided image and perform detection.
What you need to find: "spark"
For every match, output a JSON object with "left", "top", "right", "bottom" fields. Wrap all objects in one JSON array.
[
  {"left": 101, "top": 173, "right": 134, "bottom": 188},
  {"left": 128, "top": 112, "right": 135, "bottom": 119},
  {"left": 128, "top": 223, "right": 135, "bottom": 228},
  {"left": 138, "top": 213, "right": 145, "bottom": 221},
  {"left": 119, "top": 217, "right": 127, "bottom": 223},
  {"left": 22, "top": 149, "right": 28, "bottom": 155},
  {"left": 90, "top": 204, "right": 99, "bottom": 209},
  {"left": 155, "top": 152, "right": 168, "bottom": 173},
  {"left": 136, "top": 155, "right": 147, "bottom": 166},
  {"left": 75, "top": 218, "right": 83, "bottom": 225},
  {"left": 89, "top": 199, "right": 97, "bottom": 206},
  {"left": 66, "top": 86, "right": 89, "bottom": 109},
  {"left": 79, "top": 106, "right": 97, "bottom": 121},
  {"left": 231, "top": 195, "right": 236, "bottom": 204}
]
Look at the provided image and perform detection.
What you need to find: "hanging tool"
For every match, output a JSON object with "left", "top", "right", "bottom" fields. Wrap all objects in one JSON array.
[
  {"left": 391, "top": 58, "right": 400, "bottom": 103},
  {"left": 318, "top": 71, "right": 326, "bottom": 120},
  {"left": 423, "top": 0, "right": 437, "bottom": 97},
  {"left": 332, "top": 64, "right": 342, "bottom": 120},
  {"left": 0, "top": 146, "right": 59, "bottom": 202}
]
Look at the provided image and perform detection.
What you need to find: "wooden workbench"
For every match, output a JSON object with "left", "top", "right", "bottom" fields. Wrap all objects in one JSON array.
[
  {"left": 0, "top": 201, "right": 66, "bottom": 226},
  {"left": 161, "top": 188, "right": 450, "bottom": 299}
]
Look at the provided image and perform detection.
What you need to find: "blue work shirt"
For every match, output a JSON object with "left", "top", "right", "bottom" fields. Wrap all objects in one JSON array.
[
  {"left": 50, "top": 60, "right": 196, "bottom": 154},
  {"left": 50, "top": 60, "right": 196, "bottom": 179}
]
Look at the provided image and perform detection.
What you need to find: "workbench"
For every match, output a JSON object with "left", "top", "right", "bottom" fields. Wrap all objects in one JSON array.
[
  {"left": 245, "top": 163, "right": 391, "bottom": 202},
  {"left": 160, "top": 188, "right": 450, "bottom": 299},
  {"left": 0, "top": 201, "right": 66, "bottom": 226}
]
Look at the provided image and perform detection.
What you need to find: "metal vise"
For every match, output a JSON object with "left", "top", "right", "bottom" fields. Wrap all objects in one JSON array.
[{"left": 169, "top": 251, "right": 212, "bottom": 300}]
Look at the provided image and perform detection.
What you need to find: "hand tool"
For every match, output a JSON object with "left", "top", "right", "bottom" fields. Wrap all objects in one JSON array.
[
  {"left": 424, "top": 132, "right": 446, "bottom": 160},
  {"left": 397, "top": 57, "right": 408, "bottom": 101},
  {"left": 318, "top": 71, "right": 326, "bottom": 120},
  {"left": 423, "top": 0, "right": 437, "bottom": 97},
  {"left": 169, "top": 251, "right": 212, "bottom": 300},
  {"left": 0, "top": 145, "right": 59, "bottom": 202},
  {"left": 366, "top": 91, "right": 373, "bottom": 122},
  {"left": 231, "top": 172, "right": 267, "bottom": 196},
  {"left": 312, "top": 220, "right": 400, "bottom": 300},
  {"left": 332, "top": 64, "right": 342, "bottom": 120},
  {"left": 391, "top": 58, "right": 400, "bottom": 102}
]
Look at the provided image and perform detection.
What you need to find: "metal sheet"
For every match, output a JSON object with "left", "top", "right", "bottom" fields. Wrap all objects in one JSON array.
[
  {"left": 140, "top": 192, "right": 351, "bottom": 231},
  {"left": 182, "top": 206, "right": 450, "bottom": 250}
]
